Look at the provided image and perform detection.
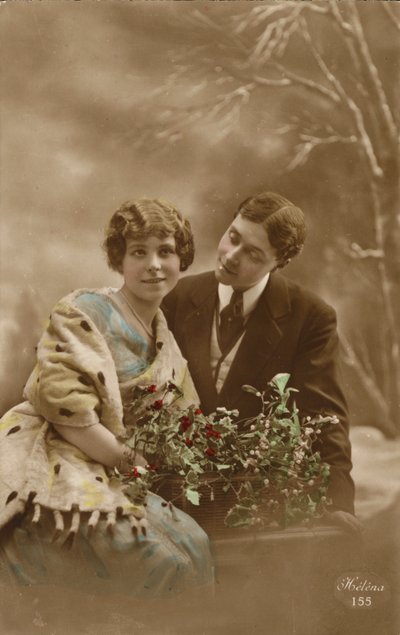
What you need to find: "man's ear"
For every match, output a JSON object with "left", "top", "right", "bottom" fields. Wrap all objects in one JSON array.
[{"left": 275, "top": 258, "right": 291, "bottom": 270}]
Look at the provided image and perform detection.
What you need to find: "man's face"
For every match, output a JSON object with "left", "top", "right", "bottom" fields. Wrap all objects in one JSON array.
[{"left": 215, "top": 214, "right": 278, "bottom": 290}]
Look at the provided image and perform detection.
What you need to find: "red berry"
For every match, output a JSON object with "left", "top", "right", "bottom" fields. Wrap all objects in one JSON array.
[{"left": 180, "top": 416, "right": 191, "bottom": 432}]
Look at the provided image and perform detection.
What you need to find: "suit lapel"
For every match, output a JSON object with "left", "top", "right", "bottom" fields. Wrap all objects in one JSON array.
[
  {"left": 219, "top": 273, "right": 291, "bottom": 408},
  {"left": 181, "top": 273, "right": 219, "bottom": 412}
]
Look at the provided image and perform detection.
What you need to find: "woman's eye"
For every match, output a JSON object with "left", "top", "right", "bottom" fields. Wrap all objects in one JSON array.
[
  {"left": 229, "top": 232, "right": 239, "bottom": 245},
  {"left": 130, "top": 249, "right": 146, "bottom": 256},
  {"left": 160, "top": 247, "right": 175, "bottom": 256}
]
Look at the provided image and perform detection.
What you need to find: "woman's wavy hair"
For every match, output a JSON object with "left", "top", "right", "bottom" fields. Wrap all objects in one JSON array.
[
  {"left": 103, "top": 198, "right": 195, "bottom": 272},
  {"left": 236, "top": 191, "right": 306, "bottom": 269}
]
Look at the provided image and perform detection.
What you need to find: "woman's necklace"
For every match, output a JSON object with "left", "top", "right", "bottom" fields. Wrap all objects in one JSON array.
[{"left": 118, "top": 289, "right": 155, "bottom": 340}]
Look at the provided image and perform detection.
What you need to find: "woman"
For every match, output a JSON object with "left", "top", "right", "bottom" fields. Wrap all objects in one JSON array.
[{"left": 0, "top": 198, "right": 214, "bottom": 599}]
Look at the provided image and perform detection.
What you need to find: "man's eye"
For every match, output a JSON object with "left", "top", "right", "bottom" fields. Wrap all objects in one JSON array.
[{"left": 229, "top": 232, "right": 239, "bottom": 244}]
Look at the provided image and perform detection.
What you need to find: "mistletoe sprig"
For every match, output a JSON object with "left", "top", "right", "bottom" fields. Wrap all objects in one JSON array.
[{"left": 114, "top": 374, "right": 336, "bottom": 529}]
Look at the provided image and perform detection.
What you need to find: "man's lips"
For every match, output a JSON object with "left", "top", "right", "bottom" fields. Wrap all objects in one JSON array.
[{"left": 219, "top": 261, "right": 237, "bottom": 276}]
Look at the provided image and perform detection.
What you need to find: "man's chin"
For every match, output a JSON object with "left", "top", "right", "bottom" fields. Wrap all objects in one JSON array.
[{"left": 214, "top": 267, "right": 233, "bottom": 285}]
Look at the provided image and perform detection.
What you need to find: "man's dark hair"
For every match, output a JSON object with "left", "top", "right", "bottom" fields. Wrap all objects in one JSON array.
[{"left": 236, "top": 191, "right": 306, "bottom": 268}]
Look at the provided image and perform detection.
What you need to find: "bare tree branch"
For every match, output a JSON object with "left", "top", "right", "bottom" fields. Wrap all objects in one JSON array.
[
  {"left": 287, "top": 132, "right": 357, "bottom": 171},
  {"left": 346, "top": 3, "right": 398, "bottom": 145},
  {"left": 346, "top": 242, "right": 385, "bottom": 260},
  {"left": 340, "top": 334, "right": 394, "bottom": 434},
  {"left": 249, "top": 11, "right": 302, "bottom": 66},
  {"left": 299, "top": 17, "right": 384, "bottom": 179},
  {"left": 327, "top": 0, "right": 372, "bottom": 99},
  {"left": 267, "top": 61, "right": 341, "bottom": 104},
  {"left": 177, "top": 8, "right": 250, "bottom": 58},
  {"left": 381, "top": 1, "right": 400, "bottom": 33},
  {"left": 230, "top": 1, "right": 328, "bottom": 38},
  {"left": 369, "top": 179, "right": 400, "bottom": 381},
  {"left": 327, "top": 0, "right": 354, "bottom": 35}
]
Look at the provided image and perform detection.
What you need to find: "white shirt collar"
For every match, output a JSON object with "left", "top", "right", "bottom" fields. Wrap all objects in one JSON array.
[{"left": 218, "top": 273, "right": 270, "bottom": 318}]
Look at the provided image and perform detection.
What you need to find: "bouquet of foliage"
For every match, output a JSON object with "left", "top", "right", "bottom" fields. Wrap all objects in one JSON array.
[{"left": 114, "top": 373, "right": 337, "bottom": 529}]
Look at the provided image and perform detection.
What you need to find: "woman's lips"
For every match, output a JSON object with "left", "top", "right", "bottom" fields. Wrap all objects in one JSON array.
[{"left": 142, "top": 278, "right": 166, "bottom": 284}]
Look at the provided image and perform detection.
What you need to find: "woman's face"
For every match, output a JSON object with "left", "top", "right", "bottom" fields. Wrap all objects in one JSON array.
[{"left": 120, "top": 234, "right": 181, "bottom": 306}]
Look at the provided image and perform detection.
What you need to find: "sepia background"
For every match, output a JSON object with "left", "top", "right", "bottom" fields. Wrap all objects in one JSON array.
[
  {"left": 1, "top": 0, "right": 399, "bottom": 433},
  {"left": 0, "top": 1, "right": 399, "bottom": 633}
]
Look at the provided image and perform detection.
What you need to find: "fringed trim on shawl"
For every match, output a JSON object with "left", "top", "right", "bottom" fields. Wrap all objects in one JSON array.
[
  {"left": 129, "top": 514, "right": 148, "bottom": 537},
  {"left": 32, "top": 503, "right": 41, "bottom": 524},
  {"left": 87, "top": 509, "right": 100, "bottom": 537},
  {"left": 53, "top": 510, "right": 64, "bottom": 539},
  {"left": 17, "top": 492, "right": 147, "bottom": 549},
  {"left": 106, "top": 511, "right": 116, "bottom": 533},
  {"left": 70, "top": 504, "right": 81, "bottom": 535},
  {"left": 167, "top": 501, "right": 180, "bottom": 523}
]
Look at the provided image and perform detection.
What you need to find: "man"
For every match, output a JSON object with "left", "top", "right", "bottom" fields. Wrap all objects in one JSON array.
[{"left": 163, "top": 191, "right": 359, "bottom": 530}]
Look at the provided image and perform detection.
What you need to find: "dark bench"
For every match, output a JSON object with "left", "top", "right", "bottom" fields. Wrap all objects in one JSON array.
[{"left": 209, "top": 525, "right": 383, "bottom": 635}]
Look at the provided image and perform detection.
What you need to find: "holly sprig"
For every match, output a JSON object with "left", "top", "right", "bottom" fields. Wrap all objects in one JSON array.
[{"left": 113, "top": 374, "right": 335, "bottom": 529}]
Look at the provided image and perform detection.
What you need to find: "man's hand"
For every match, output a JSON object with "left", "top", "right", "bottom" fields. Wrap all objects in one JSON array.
[{"left": 323, "top": 510, "right": 364, "bottom": 534}]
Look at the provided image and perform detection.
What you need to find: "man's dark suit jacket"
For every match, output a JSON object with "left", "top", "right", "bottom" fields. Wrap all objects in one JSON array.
[{"left": 163, "top": 271, "right": 355, "bottom": 514}]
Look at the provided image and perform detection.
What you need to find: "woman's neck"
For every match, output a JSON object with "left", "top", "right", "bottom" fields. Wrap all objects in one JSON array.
[{"left": 118, "top": 285, "right": 158, "bottom": 335}]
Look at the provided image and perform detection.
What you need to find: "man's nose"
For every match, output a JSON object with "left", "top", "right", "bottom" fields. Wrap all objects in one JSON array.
[{"left": 226, "top": 246, "right": 241, "bottom": 264}]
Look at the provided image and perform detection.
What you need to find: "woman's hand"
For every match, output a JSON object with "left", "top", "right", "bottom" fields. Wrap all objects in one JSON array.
[
  {"left": 53, "top": 422, "right": 146, "bottom": 471},
  {"left": 117, "top": 444, "right": 148, "bottom": 473}
]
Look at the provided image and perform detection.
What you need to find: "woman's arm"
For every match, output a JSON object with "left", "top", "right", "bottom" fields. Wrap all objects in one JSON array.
[{"left": 53, "top": 422, "right": 147, "bottom": 471}]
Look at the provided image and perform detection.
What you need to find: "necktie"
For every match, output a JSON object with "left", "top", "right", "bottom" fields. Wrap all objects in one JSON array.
[{"left": 218, "top": 290, "right": 244, "bottom": 355}]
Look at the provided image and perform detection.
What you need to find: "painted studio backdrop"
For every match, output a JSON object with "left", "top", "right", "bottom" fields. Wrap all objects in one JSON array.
[{"left": 0, "top": 0, "right": 399, "bottom": 632}]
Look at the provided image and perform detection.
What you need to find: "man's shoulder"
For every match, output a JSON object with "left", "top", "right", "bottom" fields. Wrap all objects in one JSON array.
[
  {"left": 274, "top": 274, "right": 336, "bottom": 317},
  {"left": 163, "top": 271, "right": 216, "bottom": 317},
  {"left": 174, "top": 271, "right": 216, "bottom": 294}
]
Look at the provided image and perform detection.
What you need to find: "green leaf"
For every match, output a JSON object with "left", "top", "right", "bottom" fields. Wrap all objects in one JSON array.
[
  {"left": 241, "top": 384, "right": 261, "bottom": 396},
  {"left": 270, "top": 373, "right": 290, "bottom": 394},
  {"left": 188, "top": 463, "right": 204, "bottom": 474},
  {"left": 185, "top": 470, "right": 199, "bottom": 486},
  {"left": 185, "top": 488, "right": 200, "bottom": 506},
  {"left": 225, "top": 505, "right": 254, "bottom": 527}
]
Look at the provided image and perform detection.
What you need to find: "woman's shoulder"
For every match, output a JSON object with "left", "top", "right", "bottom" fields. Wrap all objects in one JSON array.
[
  {"left": 54, "top": 288, "right": 118, "bottom": 330},
  {"left": 73, "top": 288, "right": 114, "bottom": 310},
  {"left": 154, "top": 309, "right": 187, "bottom": 360}
]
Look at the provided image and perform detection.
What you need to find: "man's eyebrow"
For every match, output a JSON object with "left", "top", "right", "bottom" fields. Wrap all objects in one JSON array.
[{"left": 245, "top": 244, "right": 264, "bottom": 255}]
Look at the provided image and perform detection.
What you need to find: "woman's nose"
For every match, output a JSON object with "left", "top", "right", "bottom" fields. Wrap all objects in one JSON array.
[{"left": 147, "top": 254, "right": 161, "bottom": 272}]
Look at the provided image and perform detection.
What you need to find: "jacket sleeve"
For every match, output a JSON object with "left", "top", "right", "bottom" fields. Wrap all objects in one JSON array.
[
  {"left": 161, "top": 285, "right": 179, "bottom": 331},
  {"left": 290, "top": 303, "right": 355, "bottom": 513}
]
